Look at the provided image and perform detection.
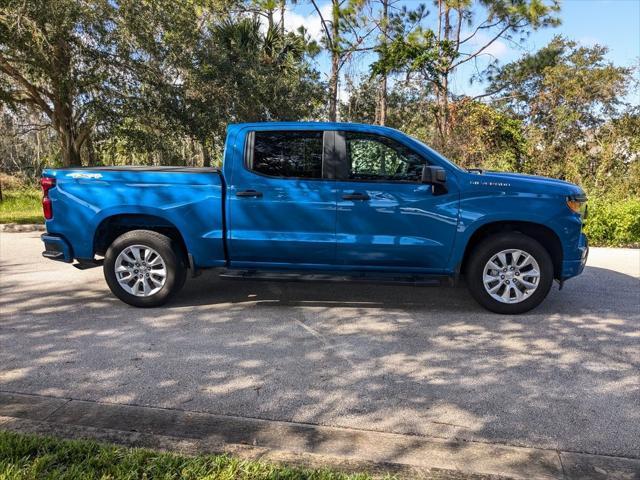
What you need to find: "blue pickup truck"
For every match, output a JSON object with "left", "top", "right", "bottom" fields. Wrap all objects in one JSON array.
[{"left": 40, "top": 122, "right": 588, "bottom": 314}]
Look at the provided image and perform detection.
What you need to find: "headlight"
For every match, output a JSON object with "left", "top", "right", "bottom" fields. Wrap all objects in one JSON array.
[{"left": 567, "top": 194, "right": 588, "bottom": 218}]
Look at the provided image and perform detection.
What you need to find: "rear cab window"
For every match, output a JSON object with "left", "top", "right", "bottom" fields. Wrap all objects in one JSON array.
[{"left": 246, "top": 131, "right": 324, "bottom": 179}]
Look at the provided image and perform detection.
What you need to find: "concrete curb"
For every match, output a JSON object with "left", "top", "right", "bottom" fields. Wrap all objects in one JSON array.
[
  {"left": 0, "top": 416, "right": 494, "bottom": 480},
  {"left": 1, "top": 392, "right": 638, "bottom": 480},
  {"left": 0, "top": 223, "right": 45, "bottom": 232}
]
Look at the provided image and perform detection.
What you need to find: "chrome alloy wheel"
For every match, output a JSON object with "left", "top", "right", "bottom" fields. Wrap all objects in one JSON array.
[
  {"left": 114, "top": 245, "right": 167, "bottom": 297},
  {"left": 482, "top": 249, "right": 541, "bottom": 304}
]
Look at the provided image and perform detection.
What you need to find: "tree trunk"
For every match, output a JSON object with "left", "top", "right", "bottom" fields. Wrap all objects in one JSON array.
[
  {"left": 378, "top": 75, "right": 387, "bottom": 125},
  {"left": 328, "top": 0, "right": 340, "bottom": 122},
  {"left": 442, "top": 5, "right": 451, "bottom": 141},
  {"left": 267, "top": 8, "right": 274, "bottom": 30},
  {"left": 441, "top": 75, "right": 449, "bottom": 140},
  {"left": 202, "top": 141, "right": 212, "bottom": 167},
  {"left": 279, "top": 0, "right": 286, "bottom": 36},
  {"left": 86, "top": 135, "right": 97, "bottom": 166},
  {"left": 59, "top": 127, "right": 82, "bottom": 167},
  {"left": 434, "top": 3, "right": 451, "bottom": 149},
  {"left": 329, "top": 52, "right": 339, "bottom": 122},
  {"left": 62, "top": 144, "right": 81, "bottom": 167},
  {"left": 376, "top": 0, "right": 389, "bottom": 126},
  {"left": 36, "top": 128, "right": 41, "bottom": 171},
  {"left": 52, "top": 91, "right": 86, "bottom": 168},
  {"left": 51, "top": 38, "right": 83, "bottom": 167},
  {"left": 188, "top": 138, "right": 196, "bottom": 167}
]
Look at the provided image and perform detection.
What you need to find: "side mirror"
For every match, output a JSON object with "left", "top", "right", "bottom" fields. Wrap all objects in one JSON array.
[{"left": 421, "top": 165, "right": 446, "bottom": 185}]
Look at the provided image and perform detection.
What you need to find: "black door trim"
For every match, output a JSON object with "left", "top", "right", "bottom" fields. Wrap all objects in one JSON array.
[
  {"left": 333, "top": 131, "right": 349, "bottom": 179},
  {"left": 322, "top": 131, "right": 336, "bottom": 180}
]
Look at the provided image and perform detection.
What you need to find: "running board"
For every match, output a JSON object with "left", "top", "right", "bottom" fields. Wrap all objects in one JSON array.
[
  {"left": 218, "top": 269, "right": 447, "bottom": 286},
  {"left": 73, "top": 259, "right": 103, "bottom": 270}
]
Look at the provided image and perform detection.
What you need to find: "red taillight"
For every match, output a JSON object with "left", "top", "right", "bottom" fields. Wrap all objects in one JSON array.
[
  {"left": 41, "top": 177, "right": 56, "bottom": 220},
  {"left": 41, "top": 177, "right": 55, "bottom": 194},
  {"left": 42, "top": 197, "right": 53, "bottom": 219}
]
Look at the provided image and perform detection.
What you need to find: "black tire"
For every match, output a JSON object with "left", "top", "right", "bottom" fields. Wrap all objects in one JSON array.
[
  {"left": 104, "top": 229, "right": 187, "bottom": 307},
  {"left": 466, "top": 232, "right": 554, "bottom": 314}
]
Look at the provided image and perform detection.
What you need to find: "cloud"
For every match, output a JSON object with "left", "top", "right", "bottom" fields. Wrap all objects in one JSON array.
[
  {"left": 338, "top": 83, "right": 351, "bottom": 102},
  {"left": 283, "top": 3, "right": 332, "bottom": 41},
  {"left": 462, "top": 30, "right": 511, "bottom": 60},
  {"left": 578, "top": 36, "right": 600, "bottom": 47},
  {"left": 481, "top": 39, "right": 509, "bottom": 58}
]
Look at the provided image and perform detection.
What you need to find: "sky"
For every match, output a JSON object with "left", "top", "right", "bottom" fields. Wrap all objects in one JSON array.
[{"left": 283, "top": 0, "right": 640, "bottom": 104}]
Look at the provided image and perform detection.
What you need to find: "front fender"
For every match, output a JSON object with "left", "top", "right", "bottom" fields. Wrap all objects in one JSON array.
[{"left": 447, "top": 192, "right": 576, "bottom": 271}]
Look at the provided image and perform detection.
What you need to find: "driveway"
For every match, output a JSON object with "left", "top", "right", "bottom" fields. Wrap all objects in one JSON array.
[{"left": 1, "top": 232, "right": 639, "bottom": 459}]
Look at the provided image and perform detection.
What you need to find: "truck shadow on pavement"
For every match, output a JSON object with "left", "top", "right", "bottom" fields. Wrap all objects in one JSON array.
[
  {"left": 1, "top": 258, "right": 640, "bottom": 468},
  {"left": 170, "top": 265, "right": 638, "bottom": 316}
]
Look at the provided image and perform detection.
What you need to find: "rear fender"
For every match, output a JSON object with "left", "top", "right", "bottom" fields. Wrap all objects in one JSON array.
[{"left": 92, "top": 206, "right": 225, "bottom": 268}]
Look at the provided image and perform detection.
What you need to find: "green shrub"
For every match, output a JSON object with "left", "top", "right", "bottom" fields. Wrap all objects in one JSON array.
[{"left": 583, "top": 197, "right": 640, "bottom": 247}]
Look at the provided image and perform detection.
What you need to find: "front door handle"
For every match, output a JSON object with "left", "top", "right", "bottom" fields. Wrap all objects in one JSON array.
[
  {"left": 342, "top": 192, "right": 370, "bottom": 201},
  {"left": 236, "top": 189, "right": 263, "bottom": 198}
]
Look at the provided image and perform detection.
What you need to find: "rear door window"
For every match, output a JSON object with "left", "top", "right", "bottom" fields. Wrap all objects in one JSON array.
[{"left": 248, "top": 131, "right": 324, "bottom": 179}]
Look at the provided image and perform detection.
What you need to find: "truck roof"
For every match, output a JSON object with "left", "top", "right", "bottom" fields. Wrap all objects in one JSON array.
[
  {"left": 228, "top": 121, "right": 401, "bottom": 134},
  {"left": 227, "top": 121, "right": 464, "bottom": 174}
]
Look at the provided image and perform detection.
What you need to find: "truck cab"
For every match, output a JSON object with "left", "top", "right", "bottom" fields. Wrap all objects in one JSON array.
[
  {"left": 224, "top": 123, "right": 460, "bottom": 272},
  {"left": 40, "top": 122, "right": 589, "bottom": 314}
]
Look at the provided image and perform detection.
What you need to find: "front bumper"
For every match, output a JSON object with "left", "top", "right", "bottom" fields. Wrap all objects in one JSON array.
[
  {"left": 41, "top": 234, "right": 73, "bottom": 263},
  {"left": 561, "top": 233, "right": 588, "bottom": 280}
]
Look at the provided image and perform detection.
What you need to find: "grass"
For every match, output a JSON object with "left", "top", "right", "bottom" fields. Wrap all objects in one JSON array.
[
  {"left": 0, "top": 430, "right": 384, "bottom": 480},
  {"left": 0, "top": 188, "right": 43, "bottom": 224}
]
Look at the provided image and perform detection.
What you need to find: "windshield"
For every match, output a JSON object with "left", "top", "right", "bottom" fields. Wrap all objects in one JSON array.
[{"left": 408, "top": 135, "right": 465, "bottom": 172}]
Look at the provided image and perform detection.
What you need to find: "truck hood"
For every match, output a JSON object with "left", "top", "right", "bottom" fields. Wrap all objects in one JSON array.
[{"left": 467, "top": 171, "right": 585, "bottom": 196}]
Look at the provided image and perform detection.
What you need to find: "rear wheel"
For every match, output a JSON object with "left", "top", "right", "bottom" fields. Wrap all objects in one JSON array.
[
  {"left": 104, "top": 230, "right": 187, "bottom": 307},
  {"left": 466, "top": 232, "right": 554, "bottom": 314}
]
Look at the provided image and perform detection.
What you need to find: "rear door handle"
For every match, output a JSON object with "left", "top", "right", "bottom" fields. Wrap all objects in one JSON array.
[
  {"left": 236, "top": 189, "right": 263, "bottom": 198},
  {"left": 342, "top": 192, "right": 370, "bottom": 201}
]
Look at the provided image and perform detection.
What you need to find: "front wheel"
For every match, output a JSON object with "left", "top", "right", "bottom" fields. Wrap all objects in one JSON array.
[
  {"left": 466, "top": 233, "right": 554, "bottom": 314},
  {"left": 104, "top": 230, "right": 187, "bottom": 307}
]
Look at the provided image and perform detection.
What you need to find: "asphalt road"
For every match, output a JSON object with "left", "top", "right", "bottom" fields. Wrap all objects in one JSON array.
[{"left": 1, "top": 232, "right": 639, "bottom": 459}]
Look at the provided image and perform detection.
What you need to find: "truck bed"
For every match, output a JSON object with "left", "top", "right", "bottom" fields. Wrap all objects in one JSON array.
[
  {"left": 41, "top": 166, "right": 227, "bottom": 268},
  {"left": 50, "top": 166, "right": 219, "bottom": 173}
]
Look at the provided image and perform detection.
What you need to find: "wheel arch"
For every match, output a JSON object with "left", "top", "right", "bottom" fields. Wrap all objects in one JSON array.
[
  {"left": 93, "top": 214, "right": 189, "bottom": 264},
  {"left": 460, "top": 221, "right": 563, "bottom": 279}
]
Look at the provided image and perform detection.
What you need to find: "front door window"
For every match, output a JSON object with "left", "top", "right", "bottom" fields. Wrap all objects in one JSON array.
[{"left": 345, "top": 132, "right": 425, "bottom": 182}]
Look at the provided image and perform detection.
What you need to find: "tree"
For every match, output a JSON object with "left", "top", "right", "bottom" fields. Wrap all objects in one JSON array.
[
  {"left": 373, "top": 0, "right": 560, "bottom": 147},
  {"left": 308, "top": 0, "right": 373, "bottom": 121},
  {"left": 366, "top": 0, "right": 408, "bottom": 126},
  {"left": 0, "top": 0, "right": 116, "bottom": 166},
  {"left": 112, "top": 0, "right": 230, "bottom": 167},
  {"left": 591, "top": 110, "right": 640, "bottom": 196},
  {"left": 445, "top": 98, "right": 527, "bottom": 171},
  {"left": 341, "top": 77, "right": 526, "bottom": 171},
  {"left": 341, "top": 74, "right": 431, "bottom": 133},
  {"left": 374, "top": 0, "right": 391, "bottom": 125},
  {"left": 487, "top": 36, "right": 634, "bottom": 184},
  {"left": 0, "top": 108, "right": 57, "bottom": 177},
  {"left": 115, "top": 1, "right": 323, "bottom": 167},
  {"left": 196, "top": 16, "right": 324, "bottom": 158}
]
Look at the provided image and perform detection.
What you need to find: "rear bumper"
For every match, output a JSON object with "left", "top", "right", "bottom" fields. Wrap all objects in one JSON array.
[
  {"left": 561, "top": 233, "right": 588, "bottom": 280},
  {"left": 41, "top": 234, "right": 73, "bottom": 263}
]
